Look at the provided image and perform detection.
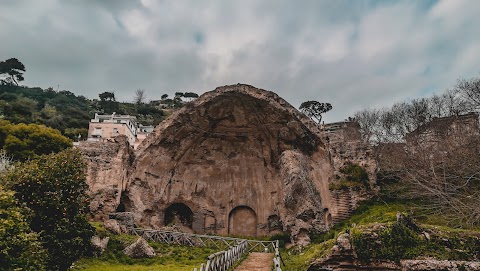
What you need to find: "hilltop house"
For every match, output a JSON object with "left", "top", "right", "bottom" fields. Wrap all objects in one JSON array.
[{"left": 87, "top": 113, "right": 154, "bottom": 149}]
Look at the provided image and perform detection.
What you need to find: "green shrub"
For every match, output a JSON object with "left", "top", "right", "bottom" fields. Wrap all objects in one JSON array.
[
  {"left": 0, "top": 185, "right": 46, "bottom": 270},
  {"left": 269, "top": 233, "right": 291, "bottom": 248},
  {"left": 352, "top": 222, "right": 420, "bottom": 263},
  {"left": 330, "top": 162, "right": 370, "bottom": 191},
  {"left": 4, "top": 149, "right": 94, "bottom": 270}
]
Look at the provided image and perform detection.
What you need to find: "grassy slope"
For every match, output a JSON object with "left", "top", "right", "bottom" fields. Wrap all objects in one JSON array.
[
  {"left": 281, "top": 199, "right": 480, "bottom": 270},
  {"left": 73, "top": 225, "right": 217, "bottom": 271}
]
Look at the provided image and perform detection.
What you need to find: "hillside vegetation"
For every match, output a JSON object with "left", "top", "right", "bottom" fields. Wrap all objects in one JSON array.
[{"left": 0, "top": 85, "right": 167, "bottom": 142}]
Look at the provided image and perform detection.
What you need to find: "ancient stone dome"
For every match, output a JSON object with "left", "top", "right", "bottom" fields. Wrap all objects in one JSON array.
[{"left": 121, "top": 84, "right": 337, "bottom": 237}]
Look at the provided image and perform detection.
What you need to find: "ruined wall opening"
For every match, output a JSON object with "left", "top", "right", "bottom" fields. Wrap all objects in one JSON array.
[
  {"left": 115, "top": 202, "right": 126, "bottom": 212},
  {"left": 323, "top": 208, "right": 332, "bottom": 227},
  {"left": 268, "top": 215, "right": 282, "bottom": 233},
  {"left": 228, "top": 206, "right": 257, "bottom": 236},
  {"left": 164, "top": 203, "right": 194, "bottom": 229}
]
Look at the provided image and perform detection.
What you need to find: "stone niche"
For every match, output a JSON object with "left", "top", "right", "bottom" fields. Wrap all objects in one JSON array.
[{"left": 118, "top": 84, "right": 339, "bottom": 238}]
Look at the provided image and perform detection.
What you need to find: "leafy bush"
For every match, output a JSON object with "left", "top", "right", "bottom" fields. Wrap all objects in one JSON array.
[
  {"left": 0, "top": 120, "right": 72, "bottom": 161},
  {"left": 0, "top": 185, "right": 46, "bottom": 270},
  {"left": 4, "top": 149, "right": 94, "bottom": 270},
  {"left": 352, "top": 221, "right": 419, "bottom": 262},
  {"left": 330, "top": 162, "right": 370, "bottom": 191},
  {"left": 269, "top": 233, "right": 291, "bottom": 248}
]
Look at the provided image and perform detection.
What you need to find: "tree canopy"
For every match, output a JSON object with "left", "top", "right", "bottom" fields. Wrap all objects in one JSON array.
[
  {"left": 0, "top": 120, "right": 72, "bottom": 161},
  {"left": 299, "top": 101, "right": 332, "bottom": 123},
  {"left": 0, "top": 185, "right": 46, "bottom": 270},
  {"left": 3, "top": 149, "right": 94, "bottom": 270},
  {"left": 0, "top": 58, "right": 25, "bottom": 86}
]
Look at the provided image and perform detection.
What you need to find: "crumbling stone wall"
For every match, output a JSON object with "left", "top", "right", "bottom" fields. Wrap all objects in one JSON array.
[
  {"left": 321, "top": 121, "right": 377, "bottom": 224},
  {"left": 78, "top": 135, "right": 134, "bottom": 220}
]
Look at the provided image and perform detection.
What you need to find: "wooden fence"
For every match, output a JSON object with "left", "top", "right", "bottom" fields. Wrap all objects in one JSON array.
[
  {"left": 128, "top": 227, "right": 283, "bottom": 271},
  {"left": 193, "top": 240, "right": 248, "bottom": 271},
  {"left": 129, "top": 228, "right": 276, "bottom": 252},
  {"left": 273, "top": 240, "right": 283, "bottom": 271}
]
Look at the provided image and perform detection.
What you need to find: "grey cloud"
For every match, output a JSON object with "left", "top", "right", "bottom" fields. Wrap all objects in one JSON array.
[{"left": 1, "top": 0, "right": 480, "bottom": 122}]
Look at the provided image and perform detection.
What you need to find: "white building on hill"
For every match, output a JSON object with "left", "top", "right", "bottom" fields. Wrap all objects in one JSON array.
[{"left": 87, "top": 113, "right": 154, "bottom": 149}]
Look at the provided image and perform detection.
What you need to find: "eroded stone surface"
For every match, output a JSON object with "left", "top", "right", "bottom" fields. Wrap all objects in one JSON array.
[
  {"left": 123, "top": 84, "right": 336, "bottom": 238},
  {"left": 82, "top": 84, "right": 377, "bottom": 242},
  {"left": 78, "top": 135, "right": 134, "bottom": 219},
  {"left": 123, "top": 237, "right": 155, "bottom": 258}
]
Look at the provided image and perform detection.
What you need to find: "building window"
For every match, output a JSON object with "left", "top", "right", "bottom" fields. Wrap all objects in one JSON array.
[{"left": 93, "top": 127, "right": 102, "bottom": 136}]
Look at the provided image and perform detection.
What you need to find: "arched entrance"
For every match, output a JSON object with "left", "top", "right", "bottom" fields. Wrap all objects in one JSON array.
[
  {"left": 164, "top": 203, "right": 194, "bottom": 229},
  {"left": 228, "top": 206, "right": 257, "bottom": 236}
]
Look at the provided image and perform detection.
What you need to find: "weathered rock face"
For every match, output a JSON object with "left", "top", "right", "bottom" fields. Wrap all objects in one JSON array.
[
  {"left": 78, "top": 135, "right": 134, "bottom": 219},
  {"left": 320, "top": 121, "right": 377, "bottom": 225},
  {"left": 123, "top": 237, "right": 156, "bottom": 258},
  {"left": 308, "top": 233, "right": 480, "bottom": 271},
  {"left": 122, "top": 84, "right": 337, "bottom": 237}
]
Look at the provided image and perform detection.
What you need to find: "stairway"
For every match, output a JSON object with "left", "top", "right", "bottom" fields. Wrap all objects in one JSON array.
[{"left": 331, "top": 191, "right": 354, "bottom": 225}]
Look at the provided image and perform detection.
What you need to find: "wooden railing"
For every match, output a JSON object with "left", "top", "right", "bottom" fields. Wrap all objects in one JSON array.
[
  {"left": 128, "top": 227, "right": 283, "bottom": 271},
  {"left": 129, "top": 228, "right": 276, "bottom": 252},
  {"left": 193, "top": 240, "right": 248, "bottom": 271},
  {"left": 273, "top": 240, "right": 283, "bottom": 271}
]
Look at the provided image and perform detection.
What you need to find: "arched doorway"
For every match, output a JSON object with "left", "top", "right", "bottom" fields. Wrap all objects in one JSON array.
[
  {"left": 228, "top": 206, "right": 257, "bottom": 236},
  {"left": 164, "top": 203, "right": 194, "bottom": 229}
]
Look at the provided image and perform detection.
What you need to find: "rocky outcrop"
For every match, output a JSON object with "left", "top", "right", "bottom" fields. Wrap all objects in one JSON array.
[
  {"left": 91, "top": 236, "right": 109, "bottom": 254},
  {"left": 309, "top": 229, "right": 480, "bottom": 271},
  {"left": 321, "top": 121, "right": 377, "bottom": 224},
  {"left": 123, "top": 237, "right": 156, "bottom": 258},
  {"left": 78, "top": 135, "right": 134, "bottom": 219},
  {"left": 122, "top": 84, "right": 337, "bottom": 238},
  {"left": 109, "top": 212, "right": 135, "bottom": 233},
  {"left": 104, "top": 219, "right": 122, "bottom": 235}
]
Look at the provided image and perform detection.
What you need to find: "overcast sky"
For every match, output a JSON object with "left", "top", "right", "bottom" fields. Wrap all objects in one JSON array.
[{"left": 1, "top": 0, "right": 480, "bottom": 122}]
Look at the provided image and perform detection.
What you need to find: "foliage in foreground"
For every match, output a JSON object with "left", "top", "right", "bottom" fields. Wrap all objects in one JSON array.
[
  {"left": 2, "top": 149, "right": 94, "bottom": 270},
  {"left": 0, "top": 185, "right": 46, "bottom": 270}
]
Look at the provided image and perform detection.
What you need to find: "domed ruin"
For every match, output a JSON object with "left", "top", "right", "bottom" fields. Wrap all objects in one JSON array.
[
  {"left": 120, "top": 84, "right": 338, "bottom": 237},
  {"left": 81, "top": 84, "right": 376, "bottom": 239}
]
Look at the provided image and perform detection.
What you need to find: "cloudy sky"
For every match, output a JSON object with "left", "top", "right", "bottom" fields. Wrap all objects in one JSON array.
[{"left": 1, "top": 0, "right": 480, "bottom": 122}]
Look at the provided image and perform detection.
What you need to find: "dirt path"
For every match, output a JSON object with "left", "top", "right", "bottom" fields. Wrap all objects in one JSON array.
[{"left": 234, "top": 252, "right": 274, "bottom": 271}]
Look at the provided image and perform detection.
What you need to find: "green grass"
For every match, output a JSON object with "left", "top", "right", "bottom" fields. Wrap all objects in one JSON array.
[
  {"left": 73, "top": 224, "right": 218, "bottom": 271},
  {"left": 280, "top": 239, "right": 335, "bottom": 271},
  {"left": 79, "top": 199, "right": 480, "bottom": 271}
]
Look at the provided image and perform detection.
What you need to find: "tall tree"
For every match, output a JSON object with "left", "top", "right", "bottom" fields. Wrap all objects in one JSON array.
[
  {"left": 98, "top": 92, "right": 119, "bottom": 113},
  {"left": 134, "top": 89, "right": 147, "bottom": 104},
  {"left": 183, "top": 92, "right": 199, "bottom": 101},
  {"left": 4, "top": 149, "right": 95, "bottom": 271},
  {"left": 456, "top": 76, "right": 480, "bottom": 109},
  {"left": 0, "top": 185, "right": 46, "bottom": 271},
  {"left": 0, "top": 58, "right": 26, "bottom": 86},
  {"left": 299, "top": 101, "right": 332, "bottom": 123}
]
